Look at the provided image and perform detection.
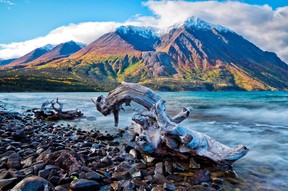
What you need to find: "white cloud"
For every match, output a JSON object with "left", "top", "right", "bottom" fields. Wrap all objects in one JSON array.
[
  {"left": 0, "top": 0, "right": 288, "bottom": 64},
  {"left": 0, "top": 22, "right": 120, "bottom": 60},
  {"left": 140, "top": 0, "right": 288, "bottom": 63}
]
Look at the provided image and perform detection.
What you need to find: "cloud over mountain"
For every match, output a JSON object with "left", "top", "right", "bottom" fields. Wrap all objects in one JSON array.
[{"left": 0, "top": 0, "right": 287, "bottom": 63}]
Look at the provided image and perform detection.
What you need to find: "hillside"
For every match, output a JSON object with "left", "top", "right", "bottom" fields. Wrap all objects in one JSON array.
[{"left": 1, "top": 17, "right": 288, "bottom": 92}]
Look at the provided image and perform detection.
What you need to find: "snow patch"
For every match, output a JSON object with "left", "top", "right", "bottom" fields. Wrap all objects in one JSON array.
[
  {"left": 40, "top": 44, "right": 55, "bottom": 51},
  {"left": 116, "top": 25, "right": 159, "bottom": 39}
]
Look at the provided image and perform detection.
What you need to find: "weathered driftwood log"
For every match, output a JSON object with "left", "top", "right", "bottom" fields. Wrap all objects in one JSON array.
[
  {"left": 33, "top": 98, "right": 83, "bottom": 120},
  {"left": 92, "top": 82, "right": 248, "bottom": 166}
]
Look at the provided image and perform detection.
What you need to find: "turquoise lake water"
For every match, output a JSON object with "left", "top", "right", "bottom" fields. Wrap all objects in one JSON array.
[{"left": 1, "top": 91, "right": 287, "bottom": 190}]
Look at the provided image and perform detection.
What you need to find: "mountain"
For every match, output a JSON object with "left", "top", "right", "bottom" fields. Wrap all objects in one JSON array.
[
  {"left": 4, "top": 44, "right": 55, "bottom": 68},
  {"left": 28, "top": 41, "right": 84, "bottom": 66},
  {"left": 0, "top": 58, "right": 16, "bottom": 67},
  {"left": 1, "top": 17, "right": 288, "bottom": 92}
]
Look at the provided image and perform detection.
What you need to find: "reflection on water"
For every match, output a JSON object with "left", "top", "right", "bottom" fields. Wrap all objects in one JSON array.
[{"left": 1, "top": 91, "right": 288, "bottom": 190}]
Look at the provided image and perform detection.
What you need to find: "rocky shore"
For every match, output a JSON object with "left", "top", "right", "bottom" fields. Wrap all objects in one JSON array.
[{"left": 0, "top": 102, "right": 244, "bottom": 191}]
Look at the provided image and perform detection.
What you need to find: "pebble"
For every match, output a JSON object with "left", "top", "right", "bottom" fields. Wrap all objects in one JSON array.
[{"left": 0, "top": 104, "right": 243, "bottom": 191}]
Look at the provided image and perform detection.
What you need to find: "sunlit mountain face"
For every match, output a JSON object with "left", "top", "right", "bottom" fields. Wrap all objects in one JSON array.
[{"left": 1, "top": 17, "right": 288, "bottom": 92}]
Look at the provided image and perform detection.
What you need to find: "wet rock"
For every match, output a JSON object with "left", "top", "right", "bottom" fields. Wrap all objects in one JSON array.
[
  {"left": 153, "top": 173, "right": 171, "bottom": 184},
  {"left": 20, "top": 167, "right": 33, "bottom": 176},
  {"left": 112, "top": 171, "right": 131, "bottom": 180},
  {"left": 21, "top": 156, "right": 34, "bottom": 168},
  {"left": 190, "top": 169, "right": 212, "bottom": 185},
  {"left": 86, "top": 171, "right": 104, "bottom": 181},
  {"left": 49, "top": 176, "right": 61, "bottom": 186},
  {"left": 38, "top": 169, "right": 50, "bottom": 179},
  {"left": 12, "top": 129, "right": 26, "bottom": 141},
  {"left": 7, "top": 153, "right": 22, "bottom": 169},
  {"left": 189, "top": 158, "right": 200, "bottom": 169},
  {"left": 58, "top": 177, "right": 73, "bottom": 185},
  {"left": 9, "top": 169, "right": 25, "bottom": 179},
  {"left": 55, "top": 185, "right": 69, "bottom": 191},
  {"left": 11, "top": 176, "right": 54, "bottom": 191},
  {"left": 0, "top": 170, "right": 10, "bottom": 179},
  {"left": 151, "top": 185, "right": 165, "bottom": 191},
  {"left": 155, "top": 162, "right": 164, "bottom": 175},
  {"left": 70, "top": 179, "right": 100, "bottom": 191},
  {"left": 129, "top": 149, "right": 140, "bottom": 159},
  {"left": 163, "top": 183, "right": 176, "bottom": 191},
  {"left": 46, "top": 165, "right": 60, "bottom": 171},
  {"left": 172, "top": 162, "right": 185, "bottom": 172},
  {"left": 164, "top": 161, "right": 173, "bottom": 175},
  {"left": 33, "top": 163, "right": 45, "bottom": 175},
  {"left": 132, "top": 171, "right": 142, "bottom": 178},
  {"left": 0, "top": 178, "right": 17, "bottom": 190}
]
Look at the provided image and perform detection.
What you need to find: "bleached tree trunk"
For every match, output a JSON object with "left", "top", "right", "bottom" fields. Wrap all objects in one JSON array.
[{"left": 92, "top": 82, "right": 248, "bottom": 166}]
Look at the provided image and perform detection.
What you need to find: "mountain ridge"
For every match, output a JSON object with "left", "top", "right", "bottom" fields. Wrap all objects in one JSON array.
[{"left": 1, "top": 17, "right": 287, "bottom": 92}]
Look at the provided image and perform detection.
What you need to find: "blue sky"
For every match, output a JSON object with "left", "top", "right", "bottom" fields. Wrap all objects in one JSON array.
[
  {"left": 0, "top": 0, "right": 286, "bottom": 43},
  {"left": 0, "top": 0, "right": 287, "bottom": 62}
]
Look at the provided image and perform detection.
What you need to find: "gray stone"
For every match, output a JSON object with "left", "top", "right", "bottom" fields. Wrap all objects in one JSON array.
[{"left": 155, "top": 162, "right": 164, "bottom": 175}]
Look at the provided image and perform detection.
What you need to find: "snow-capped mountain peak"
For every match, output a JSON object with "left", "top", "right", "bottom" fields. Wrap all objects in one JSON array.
[
  {"left": 116, "top": 25, "right": 159, "bottom": 39},
  {"left": 182, "top": 16, "right": 231, "bottom": 32},
  {"left": 40, "top": 44, "right": 55, "bottom": 51}
]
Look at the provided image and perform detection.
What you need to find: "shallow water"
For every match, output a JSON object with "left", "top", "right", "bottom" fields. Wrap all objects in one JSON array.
[{"left": 1, "top": 91, "right": 287, "bottom": 190}]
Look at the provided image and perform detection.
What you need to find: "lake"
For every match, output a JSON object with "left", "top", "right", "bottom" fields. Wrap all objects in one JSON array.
[{"left": 1, "top": 91, "right": 287, "bottom": 190}]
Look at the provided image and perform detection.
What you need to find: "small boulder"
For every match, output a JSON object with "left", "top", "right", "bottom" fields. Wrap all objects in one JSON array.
[
  {"left": 11, "top": 176, "right": 54, "bottom": 191},
  {"left": 70, "top": 179, "right": 100, "bottom": 191}
]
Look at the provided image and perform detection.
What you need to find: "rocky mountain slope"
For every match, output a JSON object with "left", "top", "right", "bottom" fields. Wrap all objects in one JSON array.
[{"left": 1, "top": 17, "right": 287, "bottom": 92}]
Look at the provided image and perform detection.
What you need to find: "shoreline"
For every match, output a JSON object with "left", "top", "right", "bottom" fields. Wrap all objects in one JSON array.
[{"left": 0, "top": 104, "right": 245, "bottom": 191}]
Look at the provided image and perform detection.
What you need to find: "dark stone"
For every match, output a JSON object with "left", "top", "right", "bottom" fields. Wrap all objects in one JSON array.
[
  {"left": 45, "top": 165, "right": 60, "bottom": 171},
  {"left": 12, "top": 129, "right": 26, "bottom": 141},
  {"left": 38, "top": 169, "right": 50, "bottom": 179},
  {"left": 7, "top": 153, "right": 22, "bottom": 169},
  {"left": 86, "top": 171, "right": 104, "bottom": 181},
  {"left": 11, "top": 176, "right": 54, "bottom": 191},
  {"left": 49, "top": 176, "right": 61, "bottom": 186},
  {"left": 79, "top": 172, "right": 87, "bottom": 179},
  {"left": 70, "top": 179, "right": 100, "bottom": 191},
  {"left": 58, "top": 177, "right": 73, "bottom": 185},
  {"left": 0, "top": 178, "right": 17, "bottom": 190},
  {"left": 33, "top": 163, "right": 45, "bottom": 175}
]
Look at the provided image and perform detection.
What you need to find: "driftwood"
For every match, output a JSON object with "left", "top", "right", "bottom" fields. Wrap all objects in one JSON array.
[
  {"left": 33, "top": 98, "right": 83, "bottom": 120},
  {"left": 92, "top": 82, "right": 248, "bottom": 166}
]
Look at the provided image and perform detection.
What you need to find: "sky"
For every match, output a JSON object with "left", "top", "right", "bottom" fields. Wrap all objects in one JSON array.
[{"left": 0, "top": 0, "right": 288, "bottom": 63}]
